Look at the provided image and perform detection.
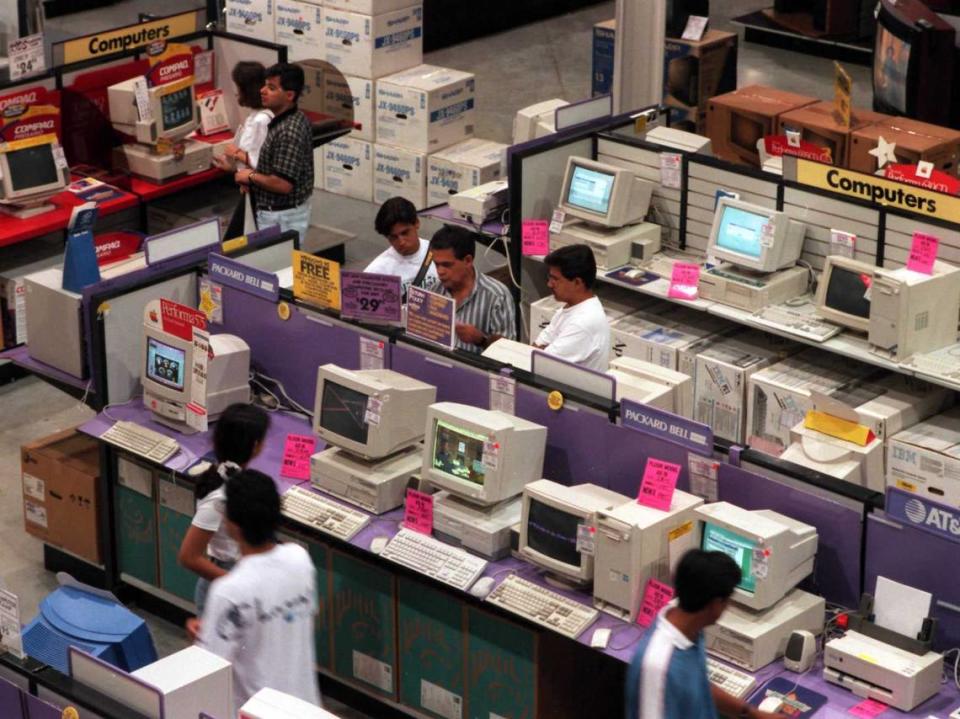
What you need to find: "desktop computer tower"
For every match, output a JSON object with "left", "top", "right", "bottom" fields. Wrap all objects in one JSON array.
[{"left": 23, "top": 268, "right": 86, "bottom": 379}]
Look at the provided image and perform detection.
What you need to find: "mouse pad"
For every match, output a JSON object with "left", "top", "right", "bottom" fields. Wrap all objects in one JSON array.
[
  {"left": 748, "top": 677, "right": 828, "bottom": 717},
  {"left": 604, "top": 267, "right": 660, "bottom": 286}
]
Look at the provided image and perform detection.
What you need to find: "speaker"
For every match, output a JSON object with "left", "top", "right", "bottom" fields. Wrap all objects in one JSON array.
[{"left": 783, "top": 629, "right": 816, "bottom": 672}]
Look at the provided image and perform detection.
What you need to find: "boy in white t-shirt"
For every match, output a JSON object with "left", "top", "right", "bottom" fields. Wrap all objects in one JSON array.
[
  {"left": 190, "top": 470, "right": 321, "bottom": 712},
  {"left": 534, "top": 244, "right": 610, "bottom": 372},
  {"left": 364, "top": 196, "right": 437, "bottom": 294}
]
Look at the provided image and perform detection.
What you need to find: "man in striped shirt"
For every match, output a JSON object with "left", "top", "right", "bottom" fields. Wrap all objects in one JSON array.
[
  {"left": 425, "top": 225, "right": 516, "bottom": 353},
  {"left": 625, "top": 550, "right": 788, "bottom": 719}
]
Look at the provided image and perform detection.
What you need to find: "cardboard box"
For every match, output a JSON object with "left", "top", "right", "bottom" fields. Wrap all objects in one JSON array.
[
  {"left": 373, "top": 142, "right": 427, "bottom": 209},
  {"left": 322, "top": 5, "right": 423, "bottom": 79},
  {"left": 887, "top": 408, "right": 960, "bottom": 507},
  {"left": 376, "top": 64, "right": 476, "bottom": 153},
  {"left": 326, "top": 0, "right": 412, "bottom": 13},
  {"left": 777, "top": 102, "right": 888, "bottom": 168},
  {"left": 849, "top": 116, "right": 960, "bottom": 176},
  {"left": 426, "top": 138, "right": 506, "bottom": 207},
  {"left": 664, "top": 30, "right": 738, "bottom": 134},
  {"left": 225, "top": 0, "right": 275, "bottom": 42},
  {"left": 324, "top": 137, "right": 373, "bottom": 201},
  {"left": 326, "top": 74, "right": 375, "bottom": 141},
  {"left": 592, "top": 19, "right": 616, "bottom": 97},
  {"left": 275, "top": 0, "right": 324, "bottom": 62},
  {"left": 22, "top": 428, "right": 101, "bottom": 564},
  {"left": 706, "top": 85, "right": 818, "bottom": 166}
]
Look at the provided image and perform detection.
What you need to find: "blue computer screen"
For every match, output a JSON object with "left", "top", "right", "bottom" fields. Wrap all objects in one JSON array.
[
  {"left": 702, "top": 522, "right": 757, "bottom": 593},
  {"left": 146, "top": 337, "right": 186, "bottom": 390},
  {"left": 715, "top": 205, "right": 768, "bottom": 259},
  {"left": 566, "top": 165, "right": 615, "bottom": 214}
]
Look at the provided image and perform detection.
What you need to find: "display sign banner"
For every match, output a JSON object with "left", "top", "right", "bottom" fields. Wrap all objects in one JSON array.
[
  {"left": 56, "top": 9, "right": 204, "bottom": 65},
  {"left": 340, "top": 271, "right": 403, "bottom": 324},
  {"left": 9, "top": 33, "right": 45, "bottom": 81},
  {"left": 292, "top": 251, "right": 341, "bottom": 310},
  {"left": 886, "top": 488, "right": 960, "bottom": 545},
  {"left": 208, "top": 252, "right": 280, "bottom": 302},
  {"left": 406, "top": 286, "right": 455, "bottom": 350},
  {"left": 795, "top": 158, "right": 960, "bottom": 224},
  {"left": 145, "top": 43, "right": 195, "bottom": 88},
  {"left": 151, "top": 297, "right": 207, "bottom": 342},
  {"left": 621, "top": 399, "right": 713, "bottom": 455},
  {"left": 764, "top": 135, "right": 833, "bottom": 164},
  {"left": 0, "top": 102, "right": 61, "bottom": 149},
  {"left": 884, "top": 163, "right": 960, "bottom": 196}
]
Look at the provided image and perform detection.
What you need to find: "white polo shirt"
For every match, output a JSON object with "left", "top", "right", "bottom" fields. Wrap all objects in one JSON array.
[{"left": 534, "top": 295, "right": 610, "bottom": 372}]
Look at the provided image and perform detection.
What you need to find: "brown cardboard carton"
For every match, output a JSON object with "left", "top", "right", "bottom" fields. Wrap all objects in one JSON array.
[
  {"left": 777, "top": 101, "right": 888, "bottom": 167},
  {"left": 22, "top": 428, "right": 101, "bottom": 564},
  {"left": 706, "top": 85, "right": 818, "bottom": 166},
  {"left": 849, "top": 116, "right": 960, "bottom": 176},
  {"left": 663, "top": 30, "right": 738, "bottom": 134}
]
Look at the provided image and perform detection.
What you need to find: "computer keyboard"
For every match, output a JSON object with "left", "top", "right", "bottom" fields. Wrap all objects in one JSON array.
[
  {"left": 706, "top": 656, "right": 757, "bottom": 700},
  {"left": 281, "top": 486, "right": 371, "bottom": 541},
  {"left": 101, "top": 421, "right": 180, "bottom": 463},
  {"left": 752, "top": 305, "right": 841, "bottom": 342},
  {"left": 380, "top": 528, "right": 488, "bottom": 590},
  {"left": 484, "top": 574, "right": 599, "bottom": 639},
  {"left": 904, "top": 350, "right": 960, "bottom": 380}
]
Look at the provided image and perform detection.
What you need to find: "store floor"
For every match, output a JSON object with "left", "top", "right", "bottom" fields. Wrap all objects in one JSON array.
[{"left": 3, "top": 0, "right": 877, "bottom": 714}]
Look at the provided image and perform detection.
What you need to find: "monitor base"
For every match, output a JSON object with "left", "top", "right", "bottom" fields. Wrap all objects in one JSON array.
[
  {"left": 543, "top": 572, "right": 591, "bottom": 592},
  {"left": 551, "top": 219, "right": 661, "bottom": 270},
  {"left": 0, "top": 201, "right": 57, "bottom": 219},
  {"left": 112, "top": 140, "right": 214, "bottom": 185},
  {"left": 699, "top": 263, "right": 809, "bottom": 311},
  {"left": 310, "top": 444, "right": 422, "bottom": 515},
  {"left": 432, "top": 492, "right": 521, "bottom": 560}
]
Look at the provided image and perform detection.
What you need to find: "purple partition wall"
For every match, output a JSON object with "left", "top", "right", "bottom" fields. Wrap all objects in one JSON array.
[
  {"left": 213, "top": 285, "right": 392, "bottom": 409},
  {"left": 390, "top": 343, "right": 493, "bottom": 408},
  {"left": 0, "top": 676, "right": 23, "bottom": 719},
  {"left": 23, "top": 694, "right": 60, "bottom": 719},
  {"left": 864, "top": 514, "right": 960, "bottom": 651},
  {"left": 718, "top": 464, "right": 864, "bottom": 608}
]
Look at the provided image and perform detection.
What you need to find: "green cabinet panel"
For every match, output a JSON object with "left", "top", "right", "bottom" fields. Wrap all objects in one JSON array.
[
  {"left": 467, "top": 608, "right": 537, "bottom": 719},
  {"left": 157, "top": 478, "right": 197, "bottom": 603},
  {"left": 331, "top": 551, "right": 397, "bottom": 699},
  {"left": 398, "top": 577, "right": 466, "bottom": 719},
  {"left": 308, "top": 541, "right": 332, "bottom": 670},
  {"left": 114, "top": 483, "right": 157, "bottom": 586}
]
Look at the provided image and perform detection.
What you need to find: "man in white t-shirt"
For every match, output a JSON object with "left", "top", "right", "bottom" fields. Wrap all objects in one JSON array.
[
  {"left": 190, "top": 470, "right": 321, "bottom": 712},
  {"left": 364, "top": 196, "right": 437, "bottom": 294},
  {"left": 534, "top": 244, "right": 610, "bottom": 372}
]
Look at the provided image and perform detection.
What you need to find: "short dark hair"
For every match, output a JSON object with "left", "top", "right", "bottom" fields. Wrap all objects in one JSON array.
[
  {"left": 232, "top": 61, "right": 265, "bottom": 109},
  {"left": 195, "top": 404, "right": 270, "bottom": 500},
  {"left": 225, "top": 469, "right": 281, "bottom": 547},
  {"left": 375, "top": 197, "right": 419, "bottom": 236},
  {"left": 544, "top": 244, "right": 597, "bottom": 289},
  {"left": 265, "top": 62, "right": 305, "bottom": 101},
  {"left": 674, "top": 550, "right": 742, "bottom": 613},
  {"left": 429, "top": 225, "right": 475, "bottom": 260}
]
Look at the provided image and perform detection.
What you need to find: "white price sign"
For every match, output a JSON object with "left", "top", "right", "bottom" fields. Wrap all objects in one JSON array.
[{"left": 9, "top": 33, "right": 45, "bottom": 81}]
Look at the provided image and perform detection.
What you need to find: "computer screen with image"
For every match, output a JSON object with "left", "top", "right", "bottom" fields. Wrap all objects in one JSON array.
[
  {"left": 566, "top": 164, "right": 615, "bottom": 215},
  {"left": 526, "top": 495, "right": 582, "bottom": 568},
  {"left": 708, "top": 197, "right": 805, "bottom": 273},
  {"left": 558, "top": 156, "right": 653, "bottom": 228},
  {"left": 431, "top": 418, "right": 487, "bottom": 486},
  {"left": 319, "top": 379, "right": 370, "bottom": 446},
  {"left": 701, "top": 521, "right": 758, "bottom": 594},
  {"left": 715, "top": 204, "right": 766, "bottom": 259},
  {"left": 145, "top": 337, "right": 186, "bottom": 391},
  {"left": 161, "top": 87, "right": 195, "bottom": 133}
]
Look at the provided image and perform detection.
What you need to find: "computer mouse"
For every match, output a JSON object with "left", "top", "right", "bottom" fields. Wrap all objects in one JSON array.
[
  {"left": 187, "top": 460, "right": 212, "bottom": 477},
  {"left": 370, "top": 536, "right": 389, "bottom": 555},
  {"left": 470, "top": 576, "right": 496, "bottom": 598},
  {"left": 758, "top": 696, "right": 783, "bottom": 713},
  {"left": 625, "top": 268, "right": 643, "bottom": 279}
]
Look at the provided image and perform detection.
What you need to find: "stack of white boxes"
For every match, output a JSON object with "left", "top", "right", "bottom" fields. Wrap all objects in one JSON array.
[
  {"left": 275, "top": 0, "right": 325, "bottom": 62},
  {"left": 226, "top": 0, "right": 277, "bottom": 40},
  {"left": 426, "top": 137, "right": 507, "bottom": 209}
]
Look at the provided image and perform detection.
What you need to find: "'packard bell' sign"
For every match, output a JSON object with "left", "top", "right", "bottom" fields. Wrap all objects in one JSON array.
[{"left": 620, "top": 399, "right": 713, "bottom": 455}]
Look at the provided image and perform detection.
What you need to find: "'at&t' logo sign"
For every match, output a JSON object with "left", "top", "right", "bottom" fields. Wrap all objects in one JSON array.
[{"left": 902, "top": 497, "right": 960, "bottom": 537}]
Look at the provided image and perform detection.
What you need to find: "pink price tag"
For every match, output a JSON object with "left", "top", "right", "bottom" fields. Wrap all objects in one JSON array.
[
  {"left": 280, "top": 433, "right": 315, "bottom": 480},
  {"left": 638, "top": 458, "right": 681, "bottom": 511},
  {"left": 403, "top": 488, "right": 434, "bottom": 535},
  {"left": 847, "top": 698, "right": 888, "bottom": 718},
  {"left": 521, "top": 220, "right": 550, "bottom": 256},
  {"left": 668, "top": 262, "right": 701, "bottom": 300},
  {"left": 907, "top": 232, "right": 938, "bottom": 275},
  {"left": 636, "top": 578, "right": 674, "bottom": 628}
]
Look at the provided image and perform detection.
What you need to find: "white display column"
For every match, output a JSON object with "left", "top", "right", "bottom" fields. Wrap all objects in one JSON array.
[{"left": 613, "top": 0, "right": 665, "bottom": 113}]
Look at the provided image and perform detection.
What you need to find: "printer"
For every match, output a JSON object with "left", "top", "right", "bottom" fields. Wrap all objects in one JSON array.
[{"left": 823, "top": 592, "right": 943, "bottom": 711}]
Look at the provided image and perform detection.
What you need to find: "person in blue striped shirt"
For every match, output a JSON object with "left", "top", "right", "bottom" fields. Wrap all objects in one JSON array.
[{"left": 625, "top": 550, "right": 789, "bottom": 719}]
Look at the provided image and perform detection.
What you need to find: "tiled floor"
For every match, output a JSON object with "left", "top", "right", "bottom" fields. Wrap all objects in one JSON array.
[{"left": 4, "top": 1, "right": 877, "bottom": 715}]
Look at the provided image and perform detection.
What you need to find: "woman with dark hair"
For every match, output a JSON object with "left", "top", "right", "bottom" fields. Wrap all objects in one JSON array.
[
  {"left": 177, "top": 403, "right": 270, "bottom": 612},
  {"left": 213, "top": 61, "right": 273, "bottom": 236}
]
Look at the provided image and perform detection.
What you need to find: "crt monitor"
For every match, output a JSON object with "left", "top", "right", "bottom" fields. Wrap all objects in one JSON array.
[
  {"left": 519, "top": 479, "right": 631, "bottom": 587},
  {"left": 108, "top": 77, "right": 200, "bottom": 144},
  {"left": 0, "top": 140, "right": 69, "bottom": 204},
  {"left": 314, "top": 364, "right": 437, "bottom": 461},
  {"left": 814, "top": 255, "right": 877, "bottom": 332},
  {"left": 695, "top": 501, "right": 818, "bottom": 611},
  {"left": 422, "top": 402, "right": 547, "bottom": 506},
  {"left": 558, "top": 156, "right": 654, "bottom": 229},
  {"left": 707, "top": 197, "right": 805, "bottom": 273}
]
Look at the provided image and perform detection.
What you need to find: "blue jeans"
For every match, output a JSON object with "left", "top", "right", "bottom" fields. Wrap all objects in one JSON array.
[{"left": 256, "top": 201, "right": 311, "bottom": 244}]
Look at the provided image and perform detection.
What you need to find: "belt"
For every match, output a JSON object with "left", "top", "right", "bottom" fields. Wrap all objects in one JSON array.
[{"left": 257, "top": 201, "right": 297, "bottom": 212}]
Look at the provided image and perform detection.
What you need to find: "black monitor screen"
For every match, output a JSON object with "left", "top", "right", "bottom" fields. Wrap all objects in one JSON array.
[
  {"left": 160, "top": 87, "right": 193, "bottom": 132},
  {"left": 320, "top": 380, "right": 369, "bottom": 445},
  {"left": 7, "top": 144, "right": 59, "bottom": 191},
  {"left": 826, "top": 266, "right": 872, "bottom": 319},
  {"left": 526, "top": 498, "right": 582, "bottom": 569}
]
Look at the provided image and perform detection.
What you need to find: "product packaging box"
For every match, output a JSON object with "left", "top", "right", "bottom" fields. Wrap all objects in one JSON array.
[
  {"left": 22, "top": 428, "right": 101, "bottom": 564},
  {"left": 323, "top": 137, "right": 373, "bottom": 201},
  {"left": 849, "top": 116, "right": 960, "bottom": 176},
  {"left": 663, "top": 30, "right": 738, "bottom": 134},
  {"left": 706, "top": 85, "right": 818, "bottom": 166},
  {"left": 693, "top": 331, "right": 799, "bottom": 444},
  {"left": 592, "top": 19, "right": 616, "bottom": 97},
  {"left": 326, "top": 74, "right": 375, "bottom": 141},
  {"left": 887, "top": 408, "right": 960, "bottom": 507},
  {"left": 373, "top": 143, "right": 427, "bottom": 209},
  {"left": 275, "top": 0, "right": 324, "bottom": 62},
  {"left": 426, "top": 138, "right": 506, "bottom": 207},
  {"left": 326, "top": 0, "right": 411, "bottom": 12},
  {"left": 376, "top": 64, "right": 476, "bottom": 153},
  {"left": 313, "top": 146, "right": 325, "bottom": 189},
  {"left": 777, "top": 101, "right": 888, "bottom": 168},
  {"left": 323, "top": 5, "right": 423, "bottom": 79},
  {"left": 225, "top": 0, "right": 275, "bottom": 42}
]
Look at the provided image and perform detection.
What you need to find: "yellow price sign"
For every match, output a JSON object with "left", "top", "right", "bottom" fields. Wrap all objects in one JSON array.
[{"left": 292, "top": 250, "right": 341, "bottom": 310}]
